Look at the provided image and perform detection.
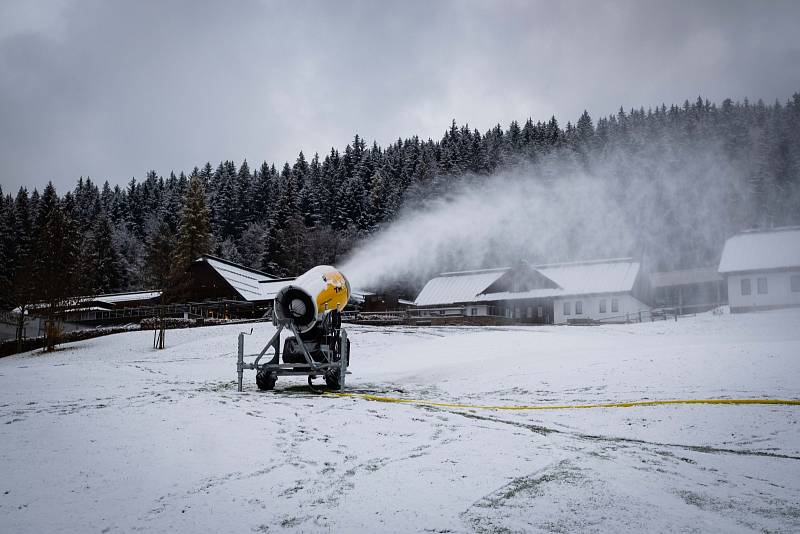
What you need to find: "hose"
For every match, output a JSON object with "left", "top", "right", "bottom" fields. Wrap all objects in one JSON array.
[{"left": 329, "top": 393, "right": 800, "bottom": 411}]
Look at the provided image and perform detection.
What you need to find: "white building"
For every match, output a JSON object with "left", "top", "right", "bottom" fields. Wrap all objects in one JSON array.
[
  {"left": 414, "top": 258, "right": 650, "bottom": 324},
  {"left": 718, "top": 227, "right": 800, "bottom": 313}
]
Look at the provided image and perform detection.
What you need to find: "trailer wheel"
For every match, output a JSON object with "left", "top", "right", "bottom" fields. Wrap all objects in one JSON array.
[
  {"left": 256, "top": 370, "right": 276, "bottom": 391},
  {"left": 324, "top": 370, "right": 342, "bottom": 390},
  {"left": 325, "top": 335, "right": 350, "bottom": 390}
]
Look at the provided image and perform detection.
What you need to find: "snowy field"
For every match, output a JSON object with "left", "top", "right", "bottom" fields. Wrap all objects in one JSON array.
[{"left": 1, "top": 310, "right": 800, "bottom": 533}]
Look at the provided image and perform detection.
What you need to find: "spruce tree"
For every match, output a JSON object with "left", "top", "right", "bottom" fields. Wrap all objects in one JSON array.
[
  {"left": 145, "top": 219, "right": 176, "bottom": 288},
  {"left": 89, "top": 214, "right": 125, "bottom": 293},
  {"left": 237, "top": 221, "right": 269, "bottom": 270},
  {"left": 174, "top": 176, "right": 212, "bottom": 273},
  {"left": 0, "top": 188, "right": 9, "bottom": 308},
  {"left": 261, "top": 223, "right": 283, "bottom": 276},
  {"left": 237, "top": 160, "right": 253, "bottom": 228},
  {"left": 261, "top": 172, "right": 303, "bottom": 276},
  {"left": 31, "top": 183, "right": 81, "bottom": 351},
  {"left": 219, "top": 237, "right": 244, "bottom": 264},
  {"left": 576, "top": 110, "right": 595, "bottom": 147}
]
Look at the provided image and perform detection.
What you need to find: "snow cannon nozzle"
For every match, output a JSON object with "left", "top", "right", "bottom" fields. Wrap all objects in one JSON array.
[{"left": 273, "top": 266, "right": 351, "bottom": 334}]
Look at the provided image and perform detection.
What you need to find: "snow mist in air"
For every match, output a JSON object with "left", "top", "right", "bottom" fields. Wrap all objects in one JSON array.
[
  {"left": 341, "top": 171, "right": 631, "bottom": 289},
  {"left": 341, "top": 141, "right": 746, "bottom": 292}
]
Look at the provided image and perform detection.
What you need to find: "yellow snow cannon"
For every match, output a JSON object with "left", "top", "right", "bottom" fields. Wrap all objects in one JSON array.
[
  {"left": 273, "top": 266, "right": 351, "bottom": 334},
  {"left": 236, "top": 266, "right": 351, "bottom": 392}
]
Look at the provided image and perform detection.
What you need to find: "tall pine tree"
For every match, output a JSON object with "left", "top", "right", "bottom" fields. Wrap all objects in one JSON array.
[{"left": 173, "top": 176, "right": 212, "bottom": 274}]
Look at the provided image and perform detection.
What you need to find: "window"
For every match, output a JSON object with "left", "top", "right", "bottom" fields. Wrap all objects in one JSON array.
[
  {"left": 575, "top": 301, "right": 583, "bottom": 314},
  {"left": 741, "top": 278, "right": 751, "bottom": 296},
  {"left": 611, "top": 298, "right": 619, "bottom": 313},
  {"left": 599, "top": 299, "right": 607, "bottom": 313},
  {"left": 757, "top": 277, "right": 767, "bottom": 295},
  {"left": 471, "top": 307, "right": 478, "bottom": 316},
  {"left": 526, "top": 307, "right": 532, "bottom": 319},
  {"left": 563, "top": 301, "right": 571, "bottom": 315},
  {"left": 792, "top": 275, "right": 800, "bottom": 292},
  {"left": 537, "top": 306, "right": 543, "bottom": 318}
]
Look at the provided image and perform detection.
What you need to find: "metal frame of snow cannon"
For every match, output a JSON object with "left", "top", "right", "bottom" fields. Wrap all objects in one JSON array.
[{"left": 236, "top": 308, "right": 349, "bottom": 392}]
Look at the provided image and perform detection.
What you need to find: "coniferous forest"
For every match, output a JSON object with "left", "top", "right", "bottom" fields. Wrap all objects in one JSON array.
[{"left": 1, "top": 94, "right": 800, "bottom": 309}]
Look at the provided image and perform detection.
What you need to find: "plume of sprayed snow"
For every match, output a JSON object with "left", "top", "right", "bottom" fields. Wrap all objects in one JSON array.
[
  {"left": 342, "top": 170, "right": 632, "bottom": 289},
  {"left": 341, "top": 140, "right": 747, "bottom": 292}
]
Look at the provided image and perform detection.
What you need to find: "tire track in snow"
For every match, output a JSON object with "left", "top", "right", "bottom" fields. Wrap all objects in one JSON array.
[{"left": 444, "top": 410, "right": 800, "bottom": 461}]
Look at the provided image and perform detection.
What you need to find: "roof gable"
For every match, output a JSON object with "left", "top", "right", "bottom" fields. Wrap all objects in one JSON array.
[{"left": 481, "top": 265, "right": 560, "bottom": 294}]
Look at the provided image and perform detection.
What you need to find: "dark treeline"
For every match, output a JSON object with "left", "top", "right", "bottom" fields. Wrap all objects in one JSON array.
[{"left": 2, "top": 93, "right": 800, "bottom": 309}]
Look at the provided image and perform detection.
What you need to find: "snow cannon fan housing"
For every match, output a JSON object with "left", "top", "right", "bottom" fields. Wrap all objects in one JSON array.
[{"left": 273, "top": 266, "right": 351, "bottom": 333}]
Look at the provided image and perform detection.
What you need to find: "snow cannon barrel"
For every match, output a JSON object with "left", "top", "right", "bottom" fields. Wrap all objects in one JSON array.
[{"left": 273, "top": 266, "right": 351, "bottom": 333}]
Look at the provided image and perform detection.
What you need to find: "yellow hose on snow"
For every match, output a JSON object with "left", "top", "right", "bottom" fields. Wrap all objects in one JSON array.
[{"left": 329, "top": 392, "right": 800, "bottom": 411}]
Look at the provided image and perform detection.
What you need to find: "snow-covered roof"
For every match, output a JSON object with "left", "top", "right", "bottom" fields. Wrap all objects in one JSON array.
[
  {"left": 94, "top": 291, "right": 162, "bottom": 305},
  {"left": 13, "top": 290, "right": 162, "bottom": 313},
  {"left": 415, "top": 259, "right": 641, "bottom": 306},
  {"left": 649, "top": 267, "right": 722, "bottom": 288},
  {"left": 535, "top": 258, "right": 640, "bottom": 296},
  {"left": 257, "top": 278, "right": 294, "bottom": 300},
  {"left": 477, "top": 259, "right": 640, "bottom": 302},
  {"left": 414, "top": 268, "right": 509, "bottom": 306},
  {"left": 718, "top": 227, "right": 800, "bottom": 274},
  {"left": 200, "top": 256, "right": 277, "bottom": 302},
  {"left": 201, "top": 256, "right": 367, "bottom": 305},
  {"left": 67, "top": 306, "right": 111, "bottom": 312},
  {"left": 349, "top": 290, "right": 369, "bottom": 304}
]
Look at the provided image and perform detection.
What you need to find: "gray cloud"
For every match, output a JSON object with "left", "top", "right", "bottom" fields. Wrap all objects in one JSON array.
[{"left": 1, "top": 0, "right": 799, "bottom": 193}]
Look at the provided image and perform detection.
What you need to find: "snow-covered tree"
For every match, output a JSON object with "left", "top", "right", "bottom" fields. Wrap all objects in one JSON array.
[
  {"left": 174, "top": 176, "right": 212, "bottom": 271},
  {"left": 145, "top": 218, "right": 175, "bottom": 289},
  {"left": 87, "top": 213, "right": 125, "bottom": 294},
  {"left": 31, "top": 183, "right": 81, "bottom": 351}
]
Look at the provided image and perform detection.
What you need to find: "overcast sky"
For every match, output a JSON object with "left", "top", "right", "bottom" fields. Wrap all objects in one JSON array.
[{"left": 1, "top": 0, "right": 800, "bottom": 193}]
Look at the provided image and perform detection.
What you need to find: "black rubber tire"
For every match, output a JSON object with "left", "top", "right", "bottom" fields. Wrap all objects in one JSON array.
[
  {"left": 256, "top": 370, "right": 276, "bottom": 391},
  {"left": 324, "top": 370, "right": 342, "bottom": 390}
]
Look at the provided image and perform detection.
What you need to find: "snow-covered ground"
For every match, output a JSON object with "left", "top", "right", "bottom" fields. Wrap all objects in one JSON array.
[{"left": 1, "top": 309, "right": 799, "bottom": 533}]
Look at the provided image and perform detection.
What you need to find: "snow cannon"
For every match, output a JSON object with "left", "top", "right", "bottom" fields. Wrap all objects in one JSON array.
[
  {"left": 236, "top": 266, "right": 351, "bottom": 393},
  {"left": 273, "top": 266, "right": 350, "bottom": 334}
]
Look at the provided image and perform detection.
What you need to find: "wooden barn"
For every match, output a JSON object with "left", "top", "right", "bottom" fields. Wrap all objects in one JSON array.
[
  {"left": 181, "top": 255, "right": 368, "bottom": 315},
  {"left": 182, "top": 255, "right": 290, "bottom": 312}
]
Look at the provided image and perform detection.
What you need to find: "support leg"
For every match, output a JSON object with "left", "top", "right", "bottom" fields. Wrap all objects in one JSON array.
[
  {"left": 340, "top": 329, "right": 348, "bottom": 390},
  {"left": 237, "top": 332, "right": 244, "bottom": 392}
]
